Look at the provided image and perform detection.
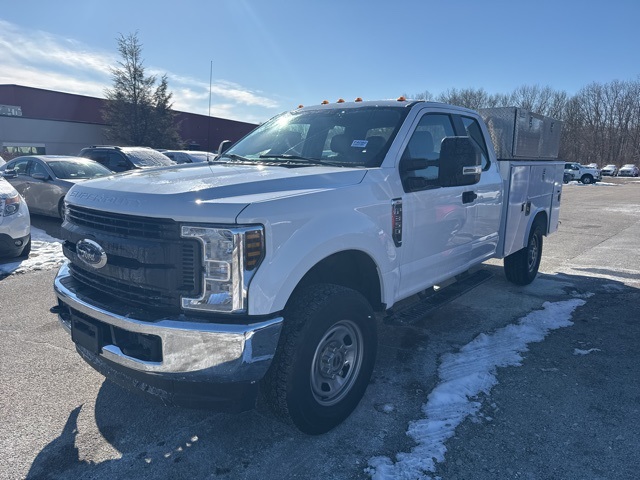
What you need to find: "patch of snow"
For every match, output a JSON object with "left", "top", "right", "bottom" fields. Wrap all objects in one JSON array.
[
  {"left": 573, "top": 348, "right": 601, "bottom": 356},
  {"left": 0, "top": 227, "right": 65, "bottom": 277},
  {"left": 366, "top": 298, "right": 586, "bottom": 480}
]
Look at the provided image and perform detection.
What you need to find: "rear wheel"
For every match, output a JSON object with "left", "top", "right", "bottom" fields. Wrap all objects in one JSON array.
[
  {"left": 261, "top": 284, "right": 377, "bottom": 434},
  {"left": 504, "top": 221, "right": 543, "bottom": 285}
]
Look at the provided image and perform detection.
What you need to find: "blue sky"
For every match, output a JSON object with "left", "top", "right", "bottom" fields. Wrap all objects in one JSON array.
[{"left": 1, "top": 0, "right": 638, "bottom": 124}]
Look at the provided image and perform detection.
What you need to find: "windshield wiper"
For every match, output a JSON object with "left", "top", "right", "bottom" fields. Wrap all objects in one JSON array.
[
  {"left": 259, "top": 154, "right": 348, "bottom": 168},
  {"left": 212, "top": 153, "right": 254, "bottom": 164}
]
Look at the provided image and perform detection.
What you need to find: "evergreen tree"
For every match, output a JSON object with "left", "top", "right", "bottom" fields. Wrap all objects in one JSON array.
[{"left": 103, "top": 32, "right": 182, "bottom": 148}]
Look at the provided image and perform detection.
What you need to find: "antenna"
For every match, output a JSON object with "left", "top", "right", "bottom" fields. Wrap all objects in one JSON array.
[{"left": 207, "top": 60, "right": 212, "bottom": 150}]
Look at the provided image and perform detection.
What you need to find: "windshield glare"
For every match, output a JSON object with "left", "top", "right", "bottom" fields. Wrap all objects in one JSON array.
[{"left": 225, "top": 107, "right": 408, "bottom": 167}]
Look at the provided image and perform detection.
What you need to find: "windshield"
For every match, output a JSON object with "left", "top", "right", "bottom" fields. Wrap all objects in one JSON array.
[
  {"left": 224, "top": 106, "right": 409, "bottom": 168},
  {"left": 48, "top": 160, "right": 112, "bottom": 179},
  {"left": 126, "top": 149, "right": 177, "bottom": 167}
]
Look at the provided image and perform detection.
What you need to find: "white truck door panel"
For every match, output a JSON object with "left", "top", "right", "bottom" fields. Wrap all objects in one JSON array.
[
  {"left": 502, "top": 161, "right": 562, "bottom": 257},
  {"left": 396, "top": 111, "right": 501, "bottom": 300},
  {"left": 548, "top": 164, "right": 563, "bottom": 234},
  {"left": 400, "top": 186, "right": 474, "bottom": 298},
  {"left": 503, "top": 165, "right": 531, "bottom": 257}
]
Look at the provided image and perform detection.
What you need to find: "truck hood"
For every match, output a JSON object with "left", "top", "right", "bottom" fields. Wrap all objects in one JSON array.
[{"left": 65, "top": 163, "right": 368, "bottom": 223}]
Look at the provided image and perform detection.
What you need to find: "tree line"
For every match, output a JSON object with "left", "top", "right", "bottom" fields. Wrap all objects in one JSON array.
[{"left": 408, "top": 80, "right": 640, "bottom": 166}]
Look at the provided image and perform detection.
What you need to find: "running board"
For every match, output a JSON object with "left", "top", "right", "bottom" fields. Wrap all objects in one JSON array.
[{"left": 384, "top": 269, "right": 494, "bottom": 325}]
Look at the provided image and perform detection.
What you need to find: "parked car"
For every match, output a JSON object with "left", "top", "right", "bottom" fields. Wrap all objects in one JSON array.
[
  {"left": 563, "top": 162, "right": 602, "bottom": 184},
  {"left": 584, "top": 163, "right": 599, "bottom": 169},
  {"left": 0, "top": 155, "right": 112, "bottom": 219},
  {"left": 617, "top": 164, "right": 639, "bottom": 177},
  {"left": 161, "top": 150, "right": 217, "bottom": 164},
  {"left": 79, "top": 146, "right": 176, "bottom": 172},
  {"left": 601, "top": 164, "right": 618, "bottom": 176},
  {"left": 0, "top": 177, "right": 30, "bottom": 258}
]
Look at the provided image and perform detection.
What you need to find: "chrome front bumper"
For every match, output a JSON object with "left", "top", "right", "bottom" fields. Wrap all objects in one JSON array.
[{"left": 54, "top": 263, "right": 283, "bottom": 383}]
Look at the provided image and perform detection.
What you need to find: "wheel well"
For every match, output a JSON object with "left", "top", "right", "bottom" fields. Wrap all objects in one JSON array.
[
  {"left": 292, "top": 250, "right": 383, "bottom": 311},
  {"left": 533, "top": 211, "right": 548, "bottom": 235}
]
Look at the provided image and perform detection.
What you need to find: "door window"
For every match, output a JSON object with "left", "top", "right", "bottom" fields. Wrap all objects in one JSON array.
[
  {"left": 8, "top": 158, "right": 30, "bottom": 175},
  {"left": 30, "top": 161, "right": 49, "bottom": 178},
  {"left": 460, "top": 116, "right": 489, "bottom": 169},
  {"left": 400, "top": 113, "right": 455, "bottom": 191}
]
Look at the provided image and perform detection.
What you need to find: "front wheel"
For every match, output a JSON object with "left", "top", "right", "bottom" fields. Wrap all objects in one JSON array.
[
  {"left": 504, "top": 221, "right": 544, "bottom": 285},
  {"left": 260, "top": 284, "right": 377, "bottom": 434},
  {"left": 58, "top": 199, "right": 66, "bottom": 221},
  {"left": 581, "top": 174, "right": 594, "bottom": 184}
]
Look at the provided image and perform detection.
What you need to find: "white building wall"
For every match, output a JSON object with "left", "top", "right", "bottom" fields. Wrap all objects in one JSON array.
[{"left": 0, "top": 116, "right": 107, "bottom": 156}]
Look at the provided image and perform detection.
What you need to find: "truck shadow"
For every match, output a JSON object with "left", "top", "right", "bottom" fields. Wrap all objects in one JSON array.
[{"left": 26, "top": 268, "right": 639, "bottom": 479}]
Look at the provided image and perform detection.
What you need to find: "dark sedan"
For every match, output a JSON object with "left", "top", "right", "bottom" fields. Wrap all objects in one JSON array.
[{"left": 0, "top": 155, "right": 112, "bottom": 219}]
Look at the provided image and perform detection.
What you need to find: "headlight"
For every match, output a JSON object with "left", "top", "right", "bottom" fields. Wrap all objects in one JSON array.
[
  {"left": 180, "top": 225, "right": 265, "bottom": 313},
  {"left": 2, "top": 194, "right": 21, "bottom": 216}
]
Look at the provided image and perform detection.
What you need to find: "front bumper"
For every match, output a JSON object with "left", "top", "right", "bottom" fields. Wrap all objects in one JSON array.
[
  {"left": 0, "top": 232, "right": 30, "bottom": 258},
  {"left": 54, "top": 262, "right": 283, "bottom": 409}
]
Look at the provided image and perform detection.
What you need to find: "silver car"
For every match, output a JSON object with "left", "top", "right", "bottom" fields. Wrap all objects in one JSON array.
[{"left": 0, "top": 155, "right": 112, "bottom": 219}]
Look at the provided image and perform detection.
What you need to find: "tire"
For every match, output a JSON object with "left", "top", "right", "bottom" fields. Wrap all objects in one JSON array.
[
  {"left": 260, "top": 284, "right": 377, "bottom": 434},
  {"left": 504, "top": 221, "right": 543, "bottom": 285},
  {"left": 581, "top": 175, "right": 593, "bottom": 184},
  {"left": 58, "top": 199, "right": 66, "bottom": 221}
]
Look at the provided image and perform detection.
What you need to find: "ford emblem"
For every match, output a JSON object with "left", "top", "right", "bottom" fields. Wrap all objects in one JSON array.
[{"left": 76, "top": 239, "right": 108, "bottom": 269}]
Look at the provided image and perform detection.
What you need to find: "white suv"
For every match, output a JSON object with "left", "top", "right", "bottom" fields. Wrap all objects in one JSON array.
[{"left": 0, "top": 178, "right": 31, "bottom": 258}]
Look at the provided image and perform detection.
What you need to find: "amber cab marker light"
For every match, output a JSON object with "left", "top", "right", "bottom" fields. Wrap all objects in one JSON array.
[
  {"left": 354, "top": 97, "right": 363, "bottom": 102},
  {"left": 397, "top": 96, "right": 407, "bottom": 101},
  {"left": 297, "top": 104, "right": 304, "bottom": 109},
  {"left": 336, "top": 98, "right": 345, "bottom": 103},
  {"left": 321, "top": 100, "right": 330, "bottom": 104}
]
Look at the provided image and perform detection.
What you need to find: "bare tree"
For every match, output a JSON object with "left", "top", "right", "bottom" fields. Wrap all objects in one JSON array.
[{"left": 405, "top": 78, "right": 640, "bottom": 165}]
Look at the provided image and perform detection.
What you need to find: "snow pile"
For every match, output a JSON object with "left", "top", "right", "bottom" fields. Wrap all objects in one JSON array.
[
  {"left": 0, "top": 227, "right": 65, "bottom": 276},
  {"left": 367, "top": 298, "right": 586, "bottom": 480}
]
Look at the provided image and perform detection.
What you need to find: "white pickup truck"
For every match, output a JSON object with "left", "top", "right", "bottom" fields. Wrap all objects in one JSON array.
[
  {"left": 563, "top": 162, "right": 602, "bottom": 184},
  {"left": 53, "top": 100, "right": 563, "bottom": 434}
]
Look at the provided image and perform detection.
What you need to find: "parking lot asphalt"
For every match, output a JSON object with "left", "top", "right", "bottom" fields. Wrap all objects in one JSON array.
[{"left": 1, "top": 177, "right": 639, "bottom": 480}]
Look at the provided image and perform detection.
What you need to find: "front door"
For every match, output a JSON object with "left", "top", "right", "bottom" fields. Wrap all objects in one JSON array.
[{"left": 397, "top": 111, "right": 501, "bottom": 300}]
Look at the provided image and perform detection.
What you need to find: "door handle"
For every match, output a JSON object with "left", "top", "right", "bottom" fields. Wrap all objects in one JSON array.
[{"left": 462, "top": 191, "right": 477, "bottom": 204}]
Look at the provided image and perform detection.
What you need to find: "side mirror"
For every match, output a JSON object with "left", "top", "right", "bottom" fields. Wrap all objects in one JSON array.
[
  {"left": 218, "top": 140, "right": 233, "bottom": 155},
  {"left": 439, "top": 136, "right": 481, "bottom": 187},
  {"left": 2, "top": 169, "right": 17, "bottom": 179},
  {"left": 31, "top": 172, "right": 49, "bottom": 181}
]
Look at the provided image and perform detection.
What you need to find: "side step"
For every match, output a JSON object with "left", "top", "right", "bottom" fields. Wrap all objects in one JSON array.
[{"left": 384, "top": 269, "right": 494, "bottom": 325}]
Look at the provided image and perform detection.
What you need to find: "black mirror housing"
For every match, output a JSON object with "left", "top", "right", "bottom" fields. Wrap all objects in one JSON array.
[
  {"left": 439, "top": 136, "right": 482, "bottom": 187},
  {"left": 218, "top": 140, "right": 233, "bottom": 154}
]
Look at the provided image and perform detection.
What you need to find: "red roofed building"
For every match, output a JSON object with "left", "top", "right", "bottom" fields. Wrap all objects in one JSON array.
[{"left": 0, "top": 84, "right": 257, "bottom": 159}]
